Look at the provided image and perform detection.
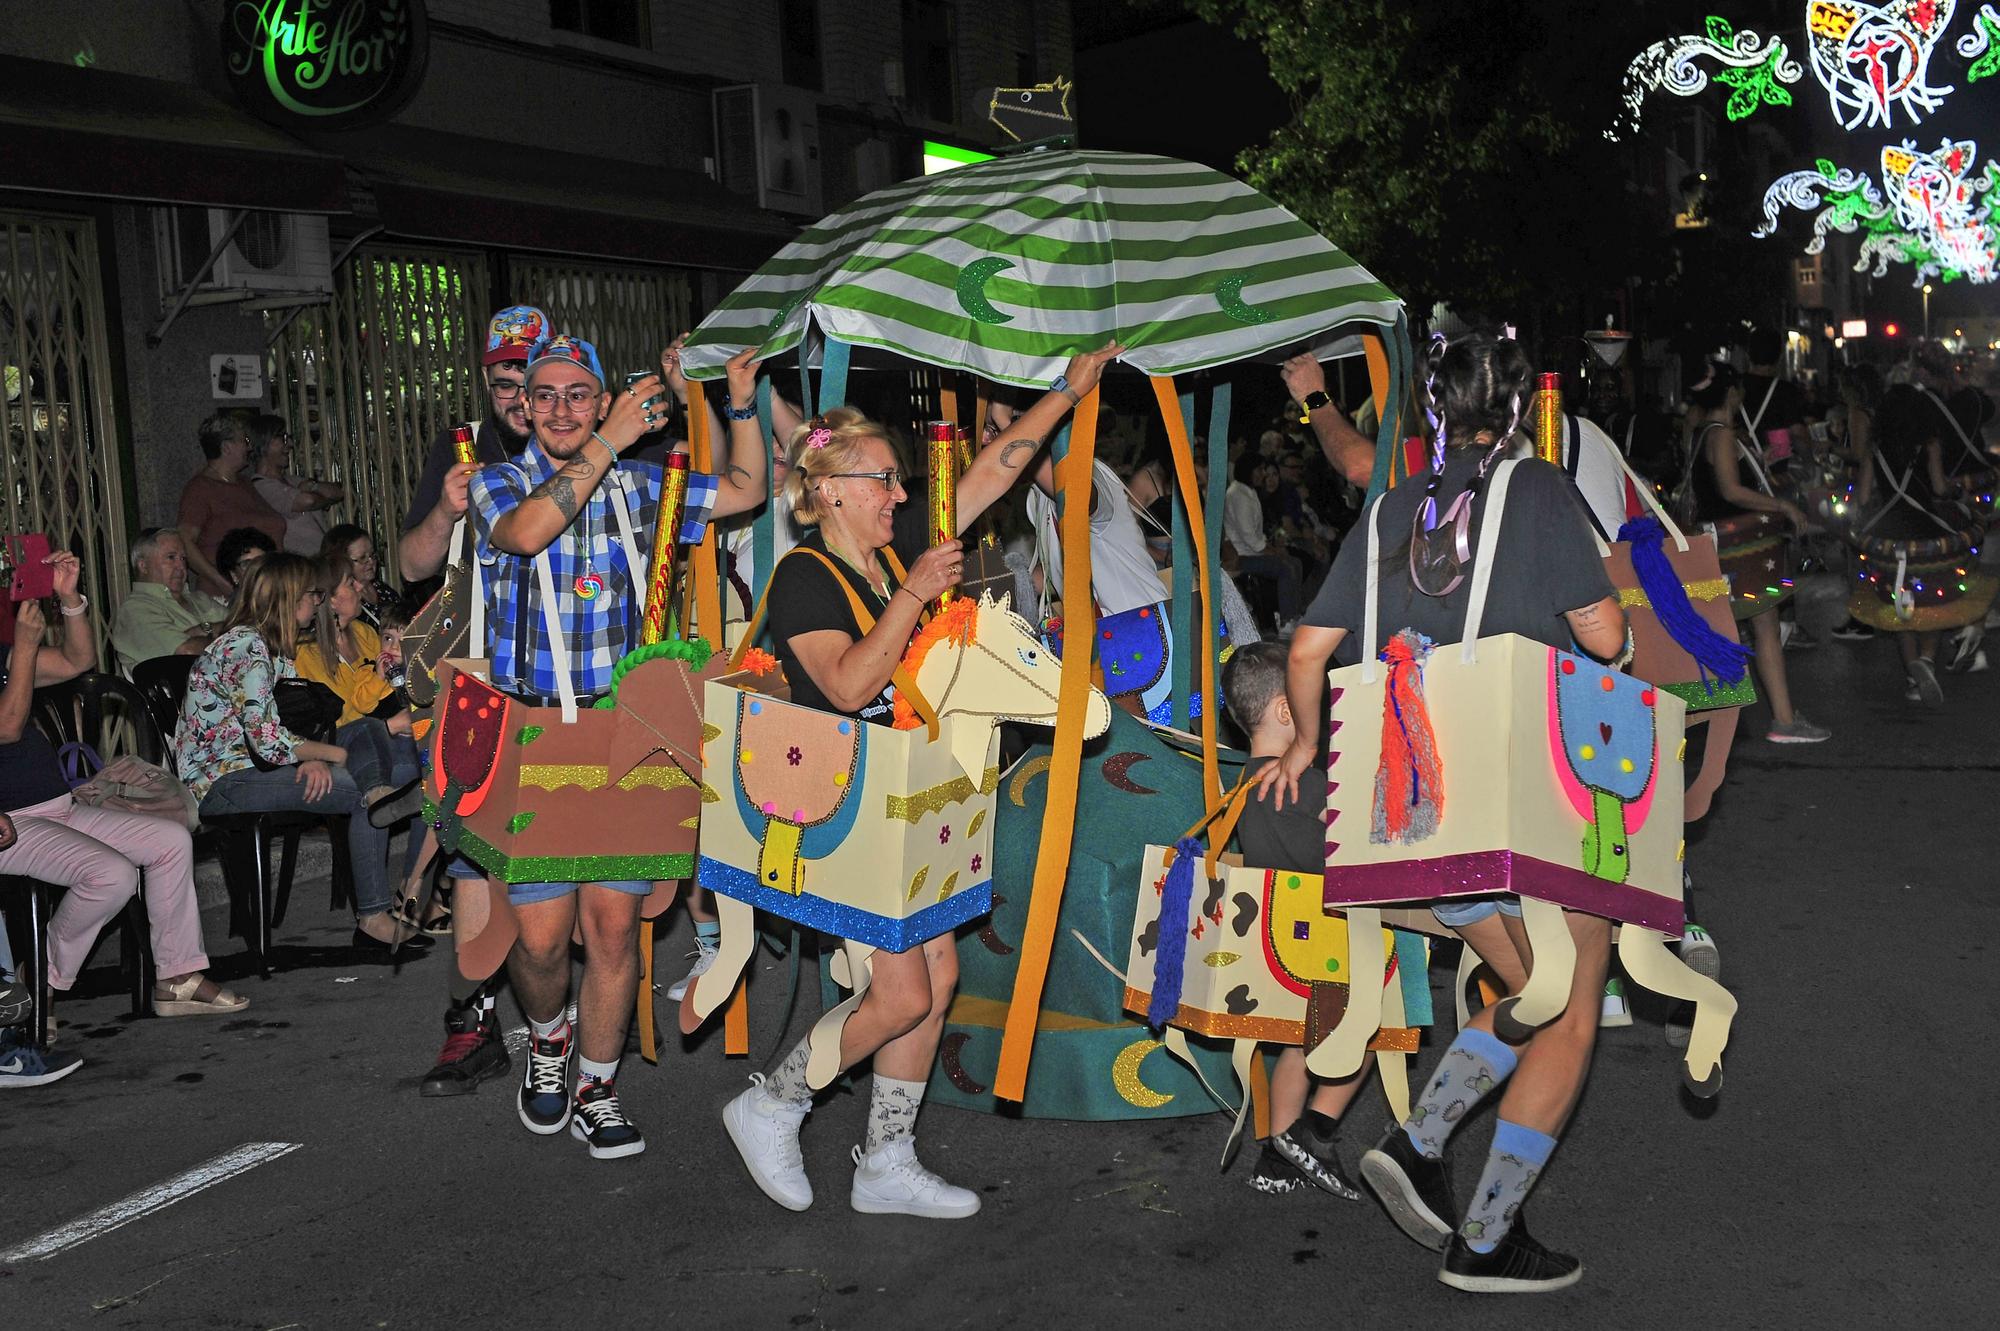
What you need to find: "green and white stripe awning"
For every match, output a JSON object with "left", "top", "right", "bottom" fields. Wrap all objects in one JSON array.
[{"left": 679, "top": 149, "right": 1402, "bottom": 388}]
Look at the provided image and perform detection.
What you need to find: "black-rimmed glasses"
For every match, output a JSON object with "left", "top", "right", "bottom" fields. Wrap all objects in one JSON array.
[{"left": 829, "top": 470, "right": 905, "bottom": 490}]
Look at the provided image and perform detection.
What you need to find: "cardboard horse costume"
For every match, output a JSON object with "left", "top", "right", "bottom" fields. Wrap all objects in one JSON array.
[
  {"left": 685, "top": 573, "right": 1111, "bottom": 1090},
  {"left": 1314, "top": 461, "right": 1738, "bottom": 1095}
]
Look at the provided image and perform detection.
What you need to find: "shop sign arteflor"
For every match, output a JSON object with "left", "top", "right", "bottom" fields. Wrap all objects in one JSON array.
[{"left": 222, "top": 0, "right": 429, "bottom": 128}]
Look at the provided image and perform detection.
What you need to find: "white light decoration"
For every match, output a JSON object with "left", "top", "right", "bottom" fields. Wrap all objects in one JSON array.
[
  {"left": 1609, "top": 17, "right": 1801, "bottom": 139},
  {"left": 1805, "top": 0, "right": 1959, "bottom": 130},
  {"left": 1755, "top": 140, "right": 1998, "bottom": 285},
  {"left": 1957, "top": 3, "right": 2000, "bottom": 79}
]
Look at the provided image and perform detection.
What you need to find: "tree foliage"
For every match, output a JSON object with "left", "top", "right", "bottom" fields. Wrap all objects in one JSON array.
[{"left": 1173, "top": 0, "right": 1657, "bottom": 323}]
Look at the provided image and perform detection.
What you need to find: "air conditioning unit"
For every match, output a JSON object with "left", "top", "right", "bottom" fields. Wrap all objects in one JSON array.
[
  {"left": 154, "top": 208, "right": 335, "bottom": 304},
  {"left": 713, "top": 84, "right": 823, "bottom": 217}
]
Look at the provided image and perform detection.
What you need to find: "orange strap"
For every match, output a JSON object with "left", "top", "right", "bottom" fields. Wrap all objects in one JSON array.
[
  {"left": 1150, "top": 378, "right": 1222, "bottom": 809},
  {"left": 993, "top": 388, "right": 1100, "bottom": 1103},
  {"left": 686, "top": 379, "right": 725, "bottom": 647},
  {"left": 1249, "top": 1047, "right": 1272, "bottom": 1141},
  {"left": 1177, "top": 772, "right": 1253, "bottom": 881},
  {"left": 729, "top": 547, "right": 940, "bottom": 740},
  {"left": 723, "top": 970, "right": 749, "bottom": 1056}
]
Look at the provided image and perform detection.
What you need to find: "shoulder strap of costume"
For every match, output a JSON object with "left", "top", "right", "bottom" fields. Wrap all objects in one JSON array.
[
  {"left": 1459, "top": 459, "right": 1522, "bottom": 661},
  {"left": 730, "top": 547, "right": 939, "bottom": 737},
  {"left": 1741, "top": 377, "right": 1778, "bottom": 434}
]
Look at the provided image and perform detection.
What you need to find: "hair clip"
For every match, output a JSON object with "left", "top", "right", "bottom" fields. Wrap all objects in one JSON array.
[{"left": 806, "top": 426, "right": 832, "bottom": 449}]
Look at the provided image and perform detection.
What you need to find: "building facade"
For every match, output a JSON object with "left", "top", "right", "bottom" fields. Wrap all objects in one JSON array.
[{"left": 0, "top": 0, "right": 1072, "bottom": 646}]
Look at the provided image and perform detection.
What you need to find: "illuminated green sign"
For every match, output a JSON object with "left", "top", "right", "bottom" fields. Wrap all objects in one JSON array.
[
  {"left": 222, "top": 0, "right": 429, "bottom": 128},
  {"left": 923, "top": 140, "right": 997, "bottom": 175}
]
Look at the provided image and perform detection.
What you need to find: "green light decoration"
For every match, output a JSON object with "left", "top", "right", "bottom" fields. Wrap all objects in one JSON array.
[
  {"left": 1959, "top": 3, "right": 2000, "bottom": 80},
  {"left": 1757, "top": 140, "right": 1997, "bottom": 286},
  {"left": 1610, "top": 15, "right": 1801, "bottom": 139},
  {"left": 1713, "top": 19, "right": 1799, "bottom": 121}
]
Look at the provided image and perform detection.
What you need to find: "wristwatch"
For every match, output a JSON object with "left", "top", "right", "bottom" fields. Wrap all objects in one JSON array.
[
  {"left": 1049, "top": 374, "right": 1079, "bottom": 405},
  {"left": 724, "top": 401, "right": 758, "bottom": 421},
  {"left": 1298, "top": 389, "right": 1333, "bottom": 423}
]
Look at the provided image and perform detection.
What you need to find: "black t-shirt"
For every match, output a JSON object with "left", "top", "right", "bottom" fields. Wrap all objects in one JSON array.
[
  {"left": 765, "top": 503, "right": 930, "bottom": 724},
  {"left": 1237, "top": 755, "right": 1328, "bottom": 874},
  {"left": 1740, "top": 374, "right": 1807, "bottom": 437},
  {"left": 0, "top": 727, "right": 70, "bottom": 814},
  {"left": 1302, "top": 453, "right": 1612, "bottom": 668},
  {"left": 401, "top": 416, "right": 521, "bottom": 535}
]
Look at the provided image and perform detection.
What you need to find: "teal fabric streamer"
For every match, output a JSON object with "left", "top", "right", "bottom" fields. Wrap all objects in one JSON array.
[
  {"left": 750, "top": 376, "right": 776, "bottom": 629},
  {"left": 1170, "top": 483, "right": 1193, "bottom": 730},
  {"left": 1364, "top": 309, "right": 1412, "bottom": 506},
  {"left": 820, "top": 337, "right": 851, "bottom": 411},
  {"left": 795, "top": 338, "right": 814, "bottom": 420},
  {"left": 1204, "top": 380, "right": 1231, "bottom": 690}
]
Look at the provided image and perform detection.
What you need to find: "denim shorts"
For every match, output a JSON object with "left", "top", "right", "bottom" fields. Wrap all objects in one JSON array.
[
  {"left": 1430, "top": 895, "right": 1525, "bottom": 928},
  {"left": 444, "top": 853, "right": 487, "bottom": 882},
  {"left": 506, "top": 878, "right": 652, "bottom": 907}
]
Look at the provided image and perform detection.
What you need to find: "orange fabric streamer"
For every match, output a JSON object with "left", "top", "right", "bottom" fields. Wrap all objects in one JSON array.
[
  {"left": 993, "top": 389, "right": 1100, "bottom": 1103},
  {"left": 1149, "top": 379, "right": 1222, "bottom": 808}
]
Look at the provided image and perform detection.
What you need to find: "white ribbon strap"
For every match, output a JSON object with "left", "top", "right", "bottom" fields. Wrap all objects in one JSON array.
[
  {"left": 1458, "top": 458, "right": 1522, "bottom": 662},
  {"left": 1359, "top": 492, "right": 1388, "bottom": 686},
  {"left": 530, "top": 550, "right": 579, "bottom": 724}
]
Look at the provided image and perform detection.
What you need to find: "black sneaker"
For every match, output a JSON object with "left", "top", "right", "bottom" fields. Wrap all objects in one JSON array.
[
  {"left": 517, "top": 1029, "right": 572, "bottom": 1135},
  {"left": 1438, "top": 1217, "right": 1583, "bottom": 1294},
  {"left": 1271, "top": 1124, "right": 1362, "bottom": 1200},
  {"left": 569, "top": 1079, "right": 646, "bottom": 1159},
  {"left": 1358, "top": 1126, "right": 1457, "bottom": 1250},
  {"left": 1248, "top": 1142, "right": 1307, "bottom": 1194},
  {"left": 419, "top": 1001, "right": 511, "bottom": 1098}
]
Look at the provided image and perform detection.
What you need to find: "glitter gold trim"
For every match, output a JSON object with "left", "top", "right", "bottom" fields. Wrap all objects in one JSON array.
[
  {"left": 1617, "top": 578, "right": 1731, "bottom": 609},
  {"left": 884, "top": 765, "right": 1003, "bottom": 823},
  {"left": 938, "top": 869, "right": 960, "bottom": 902},
  {"left": 516, "top": 762, "right": 698, "bottom": 793}
]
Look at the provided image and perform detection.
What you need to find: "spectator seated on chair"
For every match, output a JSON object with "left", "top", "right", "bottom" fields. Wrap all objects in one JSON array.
[
  {"left": 172, "top": 553, "right": 422, "bottom": 951},
  {"left": 0, "top": 563, "right": 245, "bottom": 1051},
  {"left": 292, "top": 553, "right": 423, "bottom": 828},
  {"left": 215, "top": 526, "right": 277, "bottom": 593},
  {"left": 110, "top": 528, "right": 224, "bottom": 677}
]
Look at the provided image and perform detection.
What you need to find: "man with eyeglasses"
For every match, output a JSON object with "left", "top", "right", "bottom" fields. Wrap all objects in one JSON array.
[
  {"left": 397, "top": 304, "right": 546, "bottom": 1102},
  {"left": 469, "top": 333, "right": 768, "bottom": 1159}
]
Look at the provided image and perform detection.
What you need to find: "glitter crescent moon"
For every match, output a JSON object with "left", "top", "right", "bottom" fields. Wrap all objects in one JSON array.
[
  {"left": 1100, "top": 751, "right": 1158, "bottom": 795},
  {"left": 1111, "top": 1038, "right": 1176, "bottom": 1109},
  {"left": 956, "top": 256, "right": 1016, "bottom": 324},
  {"left": 940, "top": 1030, "right": 987, "bottom": 1094},
  {"left": 1216, "top": 272, "right": 1279, "bottom": 325},
  {"left": 1008, "top": 755, "right": 1052, "bottom": 807},
  {"left": 977, "top": 894, "right": 1015, "bottom": 956}
]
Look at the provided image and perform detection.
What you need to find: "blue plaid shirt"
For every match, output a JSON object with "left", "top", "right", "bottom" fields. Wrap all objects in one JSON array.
[{"left": 471, "top": 446, "right": 667, "bottom": 701}]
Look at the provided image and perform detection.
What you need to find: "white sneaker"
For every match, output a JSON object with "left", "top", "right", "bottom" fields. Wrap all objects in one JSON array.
[
  {"left": 1599, "top": 978, "right": 1632, "bottom": 1028},
  {"left": 723, "top": 1074, "right": 813, "bottom": 1211},
  {"left": 849, "top": 1141, "right": 981, "bottom": 1219},
  {"left": 665, "top": 933, "right": 721, "bottom": 1003},
  {"left": 1679, "top": 924, "right": 1721, "bottom": 980},
  {"left": 1908, "top": 657, "right": 1944, "bottom": 708},
  {"left": 1946, "top": 625, "right": 1984, "bottom": 672}
]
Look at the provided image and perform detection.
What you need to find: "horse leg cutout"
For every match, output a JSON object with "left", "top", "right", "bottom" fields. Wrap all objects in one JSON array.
[
  {"left": 1620, "top": 925, "right": 1736, "bottom": 1096},
  {"left": 1305, "top": 907, "right": 1381, "bottom": 1079},
  {"left": 1454, "top": 939, "right": 1481, "bottom": 1032},
  {"left": 636, "top": 917, "right": 657, "bottom": 1064},
  {"left": 1684, "top": 708, "right": 1740, "bottom": 823},
  {"left": 682, "top": 893, "right": 756, "bottom": 1033},
  {"left": 805, "top": 940, "right": 877, "bottom": 1091},
  {"left": 1493, "top": 897, "right": 1577, "bottom": 1040}
]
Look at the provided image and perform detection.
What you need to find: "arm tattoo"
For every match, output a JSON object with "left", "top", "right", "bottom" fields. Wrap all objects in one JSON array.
[
  {"left": 726, "top": 464, "right": 752, "bottom": 486},
  {"left": 998, "top": 439, "right": 1035, "bottom": 469},
  {"left": 530, "top": 457, "right": 598, "bottom": 523}
]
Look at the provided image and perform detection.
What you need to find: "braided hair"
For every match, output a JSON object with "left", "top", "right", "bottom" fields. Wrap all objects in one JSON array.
[{"left": 1407, "top": 332, "right": 1533, "bottom": 596}]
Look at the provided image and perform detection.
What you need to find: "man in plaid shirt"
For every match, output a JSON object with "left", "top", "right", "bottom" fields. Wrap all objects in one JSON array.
[{"left": 470, "top": 332, "right": 767, "bottom": 1161}]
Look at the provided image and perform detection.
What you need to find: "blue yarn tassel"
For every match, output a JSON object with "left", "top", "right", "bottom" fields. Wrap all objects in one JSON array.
[
  {"left": 1617, "top": 517, "right": 1754, "bottom": 693},
  {"left": 1147, "top": 835, "right": 1206, "bottom": 1030}
]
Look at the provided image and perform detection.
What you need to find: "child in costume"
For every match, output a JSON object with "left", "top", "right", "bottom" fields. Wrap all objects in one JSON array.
[
  {"left": 1225, "top": 641, "right": 1370, "bottom": 1200},
  {"left": 1258, "top": 333, "right": 1627, "bottom": 1294}
]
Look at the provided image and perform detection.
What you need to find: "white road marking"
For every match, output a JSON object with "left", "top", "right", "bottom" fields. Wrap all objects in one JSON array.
[{"left": 0, "top": 1142, "right": 301, "bottom": 1263}]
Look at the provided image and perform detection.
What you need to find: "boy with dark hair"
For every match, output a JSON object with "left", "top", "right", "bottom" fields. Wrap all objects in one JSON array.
[{"left": 1223, "top": 640, "right": 1370, "bottom": 1199}]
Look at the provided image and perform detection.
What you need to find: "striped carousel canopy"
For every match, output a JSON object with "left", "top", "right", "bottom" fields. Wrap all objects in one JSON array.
[{"left": 678, "top": 149, "right": 1402, "bottom": 388}]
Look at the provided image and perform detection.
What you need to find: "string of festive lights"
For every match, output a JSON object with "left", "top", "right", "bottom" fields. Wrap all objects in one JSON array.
[{"left": 1610, "top": 16, "right": 1800, "bottom": 139}]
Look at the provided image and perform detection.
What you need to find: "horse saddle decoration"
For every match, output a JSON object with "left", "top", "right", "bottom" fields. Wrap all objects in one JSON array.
[
  {"left": 731, "top": 694, "right": 867, "bottom": 896},
  {"left": 1546, "top": 648, "right": 1659, "bottom": 884}
]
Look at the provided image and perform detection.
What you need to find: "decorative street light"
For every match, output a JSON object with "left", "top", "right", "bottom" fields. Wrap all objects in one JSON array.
[{"left": 1923, "top": 282, "right": 1934, "bottom": 340}]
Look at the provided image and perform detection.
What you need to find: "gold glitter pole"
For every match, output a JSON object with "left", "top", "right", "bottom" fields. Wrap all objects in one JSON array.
[
  {"left": 928, "top": 421, "right": 958, "bottom": 606},
  {"left": 640, "top": 453, "right": 690, "bottom": 645},
  {"left": 1534, "top": 372, "right": 1563, "bottom": 466}
]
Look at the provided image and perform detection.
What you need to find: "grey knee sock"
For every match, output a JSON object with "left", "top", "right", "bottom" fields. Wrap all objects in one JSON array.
[
  {"left": 864, "top": 1075, "right": 926, "bottom": 1155},
  {"left": 1403, "top": 1027, "right": 1519, "bottom": 1159},
  {"left": 446, "top": 967, "right": 484, "bottom": 1008},
  {"left": 1458, "top": 1120, "right": 1556, "bottom": 1252},
  {"left": 761, "top": 1037, "right": 816, "bottom": 1107}
]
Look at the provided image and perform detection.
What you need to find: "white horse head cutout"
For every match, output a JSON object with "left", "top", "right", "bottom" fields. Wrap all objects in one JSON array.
[{"left": 893, "top": 589, "right": 1112, "bottom": 739}]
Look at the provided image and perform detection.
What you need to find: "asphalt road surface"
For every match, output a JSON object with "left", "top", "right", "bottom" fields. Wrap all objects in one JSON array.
[{"left": 4, "top": 634, "right": 1993, "bottom": 1328}]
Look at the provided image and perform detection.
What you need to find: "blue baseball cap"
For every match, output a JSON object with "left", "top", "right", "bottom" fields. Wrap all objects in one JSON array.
[
  {"left": 525, "top": 333, "right": 605, "bottom": 387},
  {"left": 484, "top": 305, "right": 549, "bottom": 365}
]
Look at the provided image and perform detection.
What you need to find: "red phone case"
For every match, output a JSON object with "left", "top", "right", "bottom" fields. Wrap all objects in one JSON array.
[{"left": 7, "top": 533, "right": 55, "bottom": 602}]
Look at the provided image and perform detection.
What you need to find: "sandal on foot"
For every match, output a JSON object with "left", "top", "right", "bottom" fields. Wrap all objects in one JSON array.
[{"left": 154, "top": 975, "right": 250, "bottom": 1018}]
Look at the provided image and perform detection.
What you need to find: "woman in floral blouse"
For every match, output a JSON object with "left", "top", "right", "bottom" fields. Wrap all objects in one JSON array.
[{"left": 173, "top": 553, "right": 427, "bottom": 951}]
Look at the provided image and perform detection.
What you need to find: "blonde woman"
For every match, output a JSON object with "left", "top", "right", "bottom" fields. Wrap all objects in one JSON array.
[
  {"left": 174, "top": 553, "right": 425, "bottom": 951},
  {"left": 723, "top": 342, "right": 1119, "bottom": 1219}
]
